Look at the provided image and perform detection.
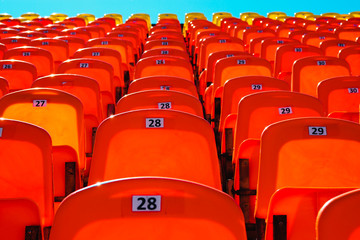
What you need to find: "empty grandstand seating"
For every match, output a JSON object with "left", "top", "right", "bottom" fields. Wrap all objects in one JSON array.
[{"left": 1, "top": 11, "right": 360, "bottom": 240}]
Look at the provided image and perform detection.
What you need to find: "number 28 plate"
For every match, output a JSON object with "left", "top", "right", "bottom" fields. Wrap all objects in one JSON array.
[{"left": 132, "top": 195, "right": 161, "bottom": 212}]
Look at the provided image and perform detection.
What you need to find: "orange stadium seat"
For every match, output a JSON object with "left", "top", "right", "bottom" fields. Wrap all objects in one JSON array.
[
  {"left": 88, "top": 20, "right": 112, "bottom": 33},
  {"left": 199, "top": 50, "right": 248, "bottom": 97},
  {"left": 115, "top": 90, "right": 203, "bottom": 117},
  {"left": 60, "top": 28, "right": 92, "bottom": 41},
  {"left": 275, "top": 24, "right": 304, "bottom": 38},
  {"left": 291, "top": 56, "right": 351, "bottom": 96},
  {"left": 338, "top": 45, "right": 360, "bottom": 76},
  {"left": 197, "top": 36, "right": 245, "bottom": 75},
  {"left": 106, "top": 31, "right": 142, "bottom": 56},
  {"left": 301, "top": 32, "right": 337, "bottom": 47},
  {"left": 19, "top": 21, "right": 43, "bottom": 31},
  {"left": 231, "top": 92, "right": 324, "bottom": 224},
  {"left": 134, "top": 56, "right": 194, "bottom": 82},
  {"left": 57, "top": 58, "right": 116, "bottom": 117},
  {"left": 218, "top": 76, "right": 289, "bottom": 154},
  {"left": 3, "top": 46, "right": 54, "bottom": 77},
  {"left": 144, "top": 39, "right": 187, "bottom": 52},
  {"left": 49, "top": 177, "right": 247, "bottom": 240},
  {"left": 0, "top": 76, "right": 8, "bottom": 96},
  {"left": 0, "top": 88, "right": 86, "bottom": 205},
  {"left": 273, "top": 43, "right": 323, "bottom": 84},
  {"left": 242, "top": 27, "right": 276, "bottom": 50},
  {"left": 0, "top": 59, "right": 37, "bottom": 91},
  {"left": 335, "top": 27, "right": 360, "bottom": 41},
  {"left": 0, "top": 36, "right": 30, "bottom": 50},
  {"left": 256, "top": 118, "right": 360, "bottom": 239},
  {"left": 36, "top": 28, "right": 62, "bottom": 38},
  {"left": 265, "top": 188, "right": 354, "bottom": 240},
  {"left": 86, "top": 37, "right": 136, "bottom": 80},
  {"left": 317, "top": 76, "right": 360, "bottom": 122},
  {"left": 0, "top": 28, "right": 18, "bottom": 38},
  {"left": 316, "top": 189, "right": 360, "bottom": 240},
  {"left": 205, "top": 55, "right": 272, "bottom": 120},
  {"left": 320, "top": 39, "right": 359, "bottom": 57},
  {"left": 128, "top": 76, "right": 198, "bottom": 97},
  {"left": 54, "top": 36, "right": 86, "bottom": 57},
  {"left": 62, "top": 17, "right": 86, "bottom": 27},
  {"left": 141, "top": 48, "right": 189, "bottom": 61},
  {"left": 17, "top": 30, "right": 47, "bottom": 39},
  {"left": 0, "top": 119, "right": 54, "bottom": 239},
  {"left": 73, "top": 47, "right": 125, "bottom": 100},
  {"left": 76, "top": 26, "right": 106, "bottom": 38},
  {"left": 88, "top": 109, "right": 222, "bottom": 190},
  {"left": 0, "top": 18, "right": 21, "bottom": 27},
  {"left": 29, "top": 38, "right": 69, "bottom": 71},
  {"left": 32, "top": 74, "right": 105, "bottom": 174},
  {"left": 260, "top": 37, "right": 299, "bottom": 67}
]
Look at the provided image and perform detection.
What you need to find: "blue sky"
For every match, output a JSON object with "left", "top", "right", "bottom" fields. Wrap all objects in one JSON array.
[{"left": 1, "top": 0, "right": 359, "bottom": 23}]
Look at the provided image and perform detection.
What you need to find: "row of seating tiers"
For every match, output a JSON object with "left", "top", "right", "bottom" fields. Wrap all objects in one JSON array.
[{"left": 0, "top": 10, "right": 360, "bottom": 240}]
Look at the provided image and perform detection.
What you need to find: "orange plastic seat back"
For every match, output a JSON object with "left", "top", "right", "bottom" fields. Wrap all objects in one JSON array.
[
  {"left": 17, "top": 30, "right": 46, "bottom": 39},
  {"left": 0, "top": 119, "right": 54, "bottom": 227},
  {"left": 36, "top": 28, "right": 61, "bottom": 38},
  {"left": 54, "top": 36, "right": 86, "bottom": 57},
  {"left": 256, "top": 117, "right": 360, "bottom": 219},
  {"left": 32, "top": 73, "right": 104, "bottom": 155},
  {"left": 302, "top": 32, "right": 337, "bottom": 47},
  {"left": 213, "top": 56, "right": 272, "bottom": 97},
  {"left": 0, "top": 88, "right": 85, "bottom": 171},
  {"left": 50, "top": 177, "right": 247, "bottom": 240},
  {"left": 116, "top": 90, "right": 203, "bottom": 117},
  {"left": 291, "top": 56, "right": 351, "bottom": 96},
  {"left": 317, "top": 189, "right": 360, "bottom": 240},
  {"left": 339, "top": 45, "right": 360, "bottom": 76},
  {"left": 198, "top": 36, "right": 245, "bottom": 73},
  {"left": 141, "top": 48, "right": 189, "bottom": 61},
  {"left": 233, "top": 91, "right": 325, "bottom": 162},
  {"left": 0, "top": 28, "right": 19, "bottom": 38},
  {"left": 219, "top": 76, "right": 289, "bottom": 132},
  {"left": 0, "top": 36, "right": 31, "bottom": 49},
  {"left": 86, "top": 37, "right": 135, "bottom": 70},
  {"left": 144, "top": 39, "right": 186, "bottom": 52},
  {"left": 29, "top": 38, "right": 69, "bottom": 66},
  {"left": 4, "top": 46, "right": 54, "bottom": 77},
  {"left": 242, "top": 27, "right": 276, "bottom": 48},
  {"left": 260, "top": 37, "right": 299, "bottom": 65},
  {"left": 274, "top": 43, "right": 323, "bottom": 81},
  {"left": 204, "top": 50, "right": 248, "bottom": 86},
  {"left": 57, "top": 58, "right": 115, "bottom": 103},
  {"left": 88, "top": 109, "right": 222, "bottom": 190},
  {"left": 134, "top": 56, "right": 193, "bottom": 82},
  {"left": 128, "top": 76, "right": 198, "bottom": 97},
  {"left": 0, "top": 60, "right": 37, "bottom": 91},
  {"left": 320, "top": 39, "right": 359, "bottom": 57},
  {"left": 60, "top": 28, "right": 91, "bottom": 41},
  {"left": 317, "top": 76, "right": 360, "bottom": 121},
  {"left": 335, "top": 27, "right": 360, "bottom": 41},
  {"left": 73, "top": 47, "right": 124, "bottom": 88},
  {"left": 266, "top": 188, "right": 354, "bottom": 240}
]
